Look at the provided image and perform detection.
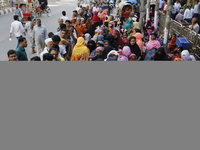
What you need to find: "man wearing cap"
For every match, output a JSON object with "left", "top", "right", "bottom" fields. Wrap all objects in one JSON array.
[{"left": 40, "top": 38, "right": 53, "bottom": 61}]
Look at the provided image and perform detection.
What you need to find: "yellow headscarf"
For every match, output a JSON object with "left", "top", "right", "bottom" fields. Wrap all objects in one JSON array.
[{"left": 71, "top": 37, "right": 90, "bottom": 61}]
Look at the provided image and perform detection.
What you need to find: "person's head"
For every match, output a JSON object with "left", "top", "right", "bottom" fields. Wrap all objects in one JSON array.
[
  {"left": 43, "top": 53, "right": 54, "bottom": 61},
  {"left": 62, "top": 11, "right": 66, "bottom": 16},
  {"left": 192, "top": 17, "right": 198, "bottom": 24},
  {"left": 36, "top": 19, "right": 42, "bottom": 26},
  {"left": 154, "top": 47, "right": 166, "bottom": 60},
  {"left": 81, "top": 18, "right": 85, "bottom": 24},
  {"left": 45, "top": 38, "right": 53, "bottom": 49},
  {"left": 76, "top": 18, "right": 81, "bottom": 25},
  {"left": 18, "top": 37, "right": 27, "bottom": 48},
  {"left": 107, "top": 50, "right": 119, "bottom": 61},
  {"left": 149, "top": 26, "right": 154, "bottom": 32},
  {"left": 95, "top": 47, "right": 104, "bottom": 55},
  {"left": 87, "top": 40, "right": 96, "bottom": 52},
  {"left": 48, "top": 32, "right": 54, "bottom": 38},
  {"left": 7, "top": 50, "right": 17, "bottom": 61},
  {"left": 135, "top": 29, "right": 141, "bottom": 33},
  {"left": 150, "top": 32, "right": 157, "bottom": 40},
  {"left": 52, "top": 35, "right": 61, "bottom": 45},
  {"left": 128, "top": 53, "right": 137, "bottom": 61},
  {"left": 58, "top": 18, "right": 64, "bottom": 25},
  {"left": 129, "top": 36, "right": 136, "bottom": 45},
  {"left": 123, "top": 32, "right": 128, "bottom": 39},
  {"left": 27, "top": 16, "right": 32, "bottom": 21},
  {"left": 60, "top": 24, "right": 66, "bottom": 30},
  {"left": 104, "top": 40, "right": 110, "bottom": 47},
  {"left": 65, "top": 20, "right": 71, "bottom": 27},
  {"left": 60, "top": 29, "right": 67, "bottom": 38},
  {"left": 13, "top": 15, "right": 19, "bottom": 21},
  {"left": 96, "top": 41, "right": 104, "bottom": 47},
  {"left": 133, "top": 7, "right": 137, "bottom": 12},
  {"left": 15, "top": 4, "right": 18, "bottom": 9},
  {"left": 73, "top": 10, "right": 78, "bottom": 15},
  {"left": 172, "top": 33, "right": 177, "bottom": 39},
  {"left": 30, "top": 56, "right": 41, "bottom": 61},
  {"left": 49, "top": 47, "right": 60, "bottom": 60}
]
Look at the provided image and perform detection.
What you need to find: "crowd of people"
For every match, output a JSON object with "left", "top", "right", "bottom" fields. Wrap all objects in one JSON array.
[{"left": 8, "top": 0, "right": 200, "bottom": 61}]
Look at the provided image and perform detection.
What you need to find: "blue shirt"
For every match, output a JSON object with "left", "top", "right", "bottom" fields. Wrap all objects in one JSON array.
[
  {"left": 159, "top": 0, "right": 165, "bottom": 9},
  {"left": 193, "top": 4, "right": 199, "bottom": 14}
]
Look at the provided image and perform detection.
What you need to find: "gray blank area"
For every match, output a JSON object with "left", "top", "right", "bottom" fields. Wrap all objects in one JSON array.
[{"left": 0, "top": 62, "right": 199, "bottom": 150}]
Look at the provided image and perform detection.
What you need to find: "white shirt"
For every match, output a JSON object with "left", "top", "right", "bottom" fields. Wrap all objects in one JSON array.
[
  {"left": 24, "top": 21, "right": 33, "bottom": 37},
  {"left": 40, "top": 47, "right": 49, "bottom": 61},
  {"left": 174, "top": 2, "right": 181, "bottom": 10},
  {"left": 60, "top": 16, "right": 69, "bottom": 23},
  {"left": 10, "top": 20, "right": 24, "bottom": 37},
  {"left": 93, "top": 7, "right": 99, "bottom": 12},
  {"left": 189, "top": 23, "right": 199, "bottom": 34},
  {"left": 183, "top": 9, "right": 190, "bottom": 19},
  {"left": 58, "top": 45, "right": 66, "bottom": 58},
  {"left": 189, "top": 9, "right": 194, "bottom": 18}
]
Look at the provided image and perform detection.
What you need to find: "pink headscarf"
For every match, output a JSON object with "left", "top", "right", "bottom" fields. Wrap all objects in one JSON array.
[
  {"left": 119, "top": 46, "right": 131, "bottom": 61},
  {"left": 146, "top": 39, "right": 161, "bottom": 50}
]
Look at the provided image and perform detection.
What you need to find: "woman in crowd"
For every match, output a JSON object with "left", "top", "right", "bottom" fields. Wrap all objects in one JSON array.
[{"left": 71, "top": 37, "right": 90, "bottom": 61}]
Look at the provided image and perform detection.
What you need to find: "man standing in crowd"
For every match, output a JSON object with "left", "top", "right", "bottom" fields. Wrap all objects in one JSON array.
[
  {"left": 15, "top": 37, "right": 28, "bottom": 61},
  {"left": 14, "top": 4, "right": 23, "bottom": 20},
  {"left": 60, "top": 11, "right": 69, "bottom": 23},
  {"left": 40, "top": 38, "right": 53, "bottom": 61},
  {"left": 33, "top": 19, "right": 47, "bottom": 56},
  {"left": 9, "top": 15, "right": 25, "bottom": 49},
  {"left": 174, "top": 0, "right": 181, "bottom": 11},
  {"left": 188, "top": 17, "right": 199, "bottom": 34},
  {"left": 25, "top": 16, "right": 36, "bottom": 54}
]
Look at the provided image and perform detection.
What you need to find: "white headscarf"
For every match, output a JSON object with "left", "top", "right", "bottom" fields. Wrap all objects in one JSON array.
[
  {"left": 181, "top": 50, "right": 192, "bottom": 61},
  {"left": 104, "top": 50, "right": 120, "bottom": 61},
  {"left": 84, "top": 33, "right": 91, "bottom": 45}
]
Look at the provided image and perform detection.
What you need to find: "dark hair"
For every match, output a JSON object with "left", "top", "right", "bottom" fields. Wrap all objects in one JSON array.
[
  {"left": 13, "top": 15, "right": 18, "bottom": 20},
  {"left": 62, "top": 11, "right": 66, "bottom": 16},
  {"left": 7, "top": 49, "right": 16, "bottom": 57},
  {"left": 27, "top": 16, "right": 32, "bottom": 21},
  {"left": 30, "top": 56, "right": 41, "bottom": 61},
  {"left": 18, "top": 37, "right": 26, "bottom": 43},
  {"left": 73, "top": 10, "right": 78, "bottom": 13},
  {"left": 61, "top": 29, "right": 68, "bottom": 34},
  {"left": 48, "top": 32, "right": 54, "bottom": 38},
  {"left": 60, "top": 24, "right": 66, "bottom": 30},
  {"left": 36, "top": 19, "right": 41, "bottom": 22},
  {"left": 51, "top": 44, "right": 60, "bottom": 51},
  {"left": 49, "top": 47, "right": 59, "bottom": 53},
  {"left": 43, "top": 53, "right": 53, "bottom": 61},
  {"left": 65, "top": 20, "right": 71, "bottom": 23},
  {"left": 52, "top": 35, "right": 61, "bottom": 42},
  {"left": 129, "top": 36, "right": 136, "bottom": 41},
  {"left": 135, "top": 29, "right": 141, "bottom": 33}
]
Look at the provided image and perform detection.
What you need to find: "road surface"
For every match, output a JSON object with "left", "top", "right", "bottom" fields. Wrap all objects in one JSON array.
[{"left": 0, "top": 0, "right": 76, "bottom": 61}]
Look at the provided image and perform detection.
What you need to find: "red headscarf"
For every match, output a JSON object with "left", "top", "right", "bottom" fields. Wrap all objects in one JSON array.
[{"left": 92, "top": 11, "right": 99, "bottom": 23}]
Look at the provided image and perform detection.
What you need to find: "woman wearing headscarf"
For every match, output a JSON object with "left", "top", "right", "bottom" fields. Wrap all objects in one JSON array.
[
  {"left": 104, "top": 50, "right": 120, "bottom": 61},
  {"left": 102, "top": 45, "right": 113, "bottom": 60},
  {"left": 97, "top": 34, "right": 104, "bottom": 42},
  {"left": 144, "top": 32, "right": 161, "bottom": 61},
  {"left": 106, "top": 34, "right": 118, "bottom": 50},
  {"left": 71, "top": 37, "right": 90, "bottom": 61},
  {"left": 87, "top": 40, "right": 96, "bottom": 53},
  {"left": 89, "top": 46, "right": 104, "bottom": 60},
  {"left": 119, "top": 46, "right": 131, "bottom": 61},
  {"left": 134, "top": 29, "right": 144, "bottom": 53},
  {"left": 128, "top": 53, "right": 137, "bottom": 61},
  {"left": 181, "top": 50, "right": 192, "bottom": 61},
  {"left": 112, "top": 30, "right": 124, "bottom": 49},
  {"left": 127, "top": 36, "right": 141, "bottom": 60},
  {"left": 84, "top": 33, "right": 91, "bottom": 45},
  {"left": 154, "top": 47, "right": 170, "bottom": 61}
]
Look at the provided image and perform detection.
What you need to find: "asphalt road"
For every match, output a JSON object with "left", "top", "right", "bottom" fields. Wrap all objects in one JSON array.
[{"left": 0, "top": 0, "right": 76, "bottom": 61}]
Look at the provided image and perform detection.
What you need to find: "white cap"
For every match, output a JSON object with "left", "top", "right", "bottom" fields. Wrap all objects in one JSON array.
[{"left": 45, "top": 38, "right": 53, "bottom": 45}]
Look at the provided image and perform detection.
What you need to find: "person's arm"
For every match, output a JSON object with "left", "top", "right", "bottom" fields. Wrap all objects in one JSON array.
[
  {"left": 32, "top": 26, "right": 35, "bottom": 43},
  {"left": 9, "top": 23, "right": 13, "bottom": 38},
  {"left": 20, "top": 22, "right": 26, "bottom": 36},
  {"left": 44, "top": 27, "right": 47, "bottom": 39},
  {"left": 16, "top": 50, "right": 21, "bottom": 61}
]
